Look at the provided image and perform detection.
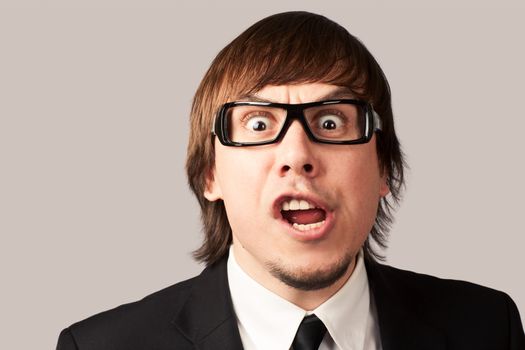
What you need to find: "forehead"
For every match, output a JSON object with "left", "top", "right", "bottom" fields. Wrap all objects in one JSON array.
[{"left": 234, "top": 83, "right": 356, "bottom": 104}]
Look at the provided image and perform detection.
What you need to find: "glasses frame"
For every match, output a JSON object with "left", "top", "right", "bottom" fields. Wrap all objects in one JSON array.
[{"left": 212, "top": 99, "right": 382, "bottom": 147}]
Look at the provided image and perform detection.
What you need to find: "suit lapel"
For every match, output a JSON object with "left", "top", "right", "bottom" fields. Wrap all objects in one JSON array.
[
  {"left": 171, "top": 257, "right": 244, "bottom": 350},
  {"left": 365, "top": 261, "right": 447, "bottom": 350}
]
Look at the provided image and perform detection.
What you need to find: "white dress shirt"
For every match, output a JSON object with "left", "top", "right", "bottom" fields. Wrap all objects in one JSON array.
[{"left": 227, "top": 246, "right": 382, "bottom": 350}]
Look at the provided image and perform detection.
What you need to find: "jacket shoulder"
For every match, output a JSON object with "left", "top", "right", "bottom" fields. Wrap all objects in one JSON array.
[
  {"left": 373, "top": 262, "right": 506, "bottom": 298},
  {"left": 58, "top": 276, "right": 199, "bottom": 350},
  {"left": 368, "top": 262, "right": 525, "bottom": 348}
]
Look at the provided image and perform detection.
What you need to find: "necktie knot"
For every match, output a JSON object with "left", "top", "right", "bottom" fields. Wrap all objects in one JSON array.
[{"left": 292, "top": 314, "right": 327, "bottom": 350}]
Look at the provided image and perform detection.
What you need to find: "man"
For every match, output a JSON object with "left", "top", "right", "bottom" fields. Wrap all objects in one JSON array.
[{"left": 57, "top": 11, "right": 524, "bottom": 350}]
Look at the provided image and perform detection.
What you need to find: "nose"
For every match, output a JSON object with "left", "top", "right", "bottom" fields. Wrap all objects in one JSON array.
[{"left": 275, "top": 120, "right": 319, "bottom": 178}]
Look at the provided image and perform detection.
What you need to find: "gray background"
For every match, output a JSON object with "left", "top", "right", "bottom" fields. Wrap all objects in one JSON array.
[{"left": 1, "top": 0, "right": 524, "bottom": 348}]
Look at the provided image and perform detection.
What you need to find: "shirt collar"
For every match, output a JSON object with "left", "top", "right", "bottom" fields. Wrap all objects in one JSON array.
[
  {"left": 227, "top": 246, "right": 371, "bottom": 350},
  {"left": 314, "top": 249, "right": 370, "bottom": 349}
]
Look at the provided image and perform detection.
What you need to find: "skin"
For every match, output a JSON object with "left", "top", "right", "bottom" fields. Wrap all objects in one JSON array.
[{"left": 205, "top": 83, "right": 389, "bottom": 310}]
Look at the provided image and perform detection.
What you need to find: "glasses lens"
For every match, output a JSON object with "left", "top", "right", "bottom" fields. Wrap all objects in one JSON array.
[
  {"left": 304, "top": 103, "right": 366, "bottom": 141},
  {"left": 226, "top": 105, "right": 286, "bottom": 143}
]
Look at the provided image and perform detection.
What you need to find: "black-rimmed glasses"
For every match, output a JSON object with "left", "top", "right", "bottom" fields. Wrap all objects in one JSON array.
[{"left": 212, "top": 99, "right": 382, "bottom": 147}]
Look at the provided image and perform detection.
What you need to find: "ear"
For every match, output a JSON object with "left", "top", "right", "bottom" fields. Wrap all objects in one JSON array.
[
  {"left": 379, "top": 172, "right": 390, "bottom": 198},
  {"left": 203, "top": 166, "right": 223, "bottom": 201}
]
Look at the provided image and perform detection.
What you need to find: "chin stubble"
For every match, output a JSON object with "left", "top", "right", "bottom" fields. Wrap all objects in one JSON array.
[{"left": 266, "top": 252, "right": 354, "bottom": 291}]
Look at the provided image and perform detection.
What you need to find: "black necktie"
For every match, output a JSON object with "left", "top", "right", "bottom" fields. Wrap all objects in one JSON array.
[{"left": 292, "top": 314, "right": 327, "bottom": 350}]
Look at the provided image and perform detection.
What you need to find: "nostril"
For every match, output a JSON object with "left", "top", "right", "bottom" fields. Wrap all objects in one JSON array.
[{"left": 280, "top": 164, "right": 313, "bottom": 175}]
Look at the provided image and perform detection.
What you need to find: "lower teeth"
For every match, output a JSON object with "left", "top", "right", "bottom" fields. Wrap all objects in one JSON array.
[{"left": 292, "top": 220, "right": 325, "bottom": 231}]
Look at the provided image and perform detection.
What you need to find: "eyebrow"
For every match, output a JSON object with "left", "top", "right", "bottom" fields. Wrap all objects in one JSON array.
[{"left": 235, "top": 86, "right": 356, "bottom": 103}]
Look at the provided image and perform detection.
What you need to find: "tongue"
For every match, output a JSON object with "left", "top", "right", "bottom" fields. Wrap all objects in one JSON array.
[{"left": 281, "top": 209, "right": 326, "bottom": 225}]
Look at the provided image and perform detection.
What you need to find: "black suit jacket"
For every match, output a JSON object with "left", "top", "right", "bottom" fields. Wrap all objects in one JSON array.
[{"left": 57, "top": 257, "right": 525, "bottom": 350}]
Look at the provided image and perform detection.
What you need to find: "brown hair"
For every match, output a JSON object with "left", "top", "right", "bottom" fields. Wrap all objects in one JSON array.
[{"left": 186, "top": 11, "right": 406, "bottom": 265}]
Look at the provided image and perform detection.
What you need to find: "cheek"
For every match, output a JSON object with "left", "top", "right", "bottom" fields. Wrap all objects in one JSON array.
[
  {"left": 216, "top": 148, "right": 271, "bottom": 188},
  {"left": 333, "top": 146, "right": 382, "bottom": 189},
  {"left": 214, "top": 148, "right": 273, "bottom": 223},
  {"left": 331, "top": 148, "right": 383, "bottom": 217}
]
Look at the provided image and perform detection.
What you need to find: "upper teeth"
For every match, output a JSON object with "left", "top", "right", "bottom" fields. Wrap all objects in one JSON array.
[{"left": 281, "top": 199, "right": 317, "bottom": 211}]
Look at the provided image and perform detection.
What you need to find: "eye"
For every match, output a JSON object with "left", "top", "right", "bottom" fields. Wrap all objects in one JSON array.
[
  {"left": 245, "top": 115, "right": 272, "bottom": 132},
  {"left": 318, "top": 114, "right": 344, "bottom": 130}
]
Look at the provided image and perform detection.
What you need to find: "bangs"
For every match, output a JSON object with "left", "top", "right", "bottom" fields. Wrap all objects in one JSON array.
[{"left": 216, "top": 12, "right": 376, "bottom": 102}]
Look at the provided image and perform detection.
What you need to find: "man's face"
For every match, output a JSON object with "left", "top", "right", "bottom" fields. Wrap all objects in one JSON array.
[{"left": 205, "top": 83, "right": 389, "bottom": 292}]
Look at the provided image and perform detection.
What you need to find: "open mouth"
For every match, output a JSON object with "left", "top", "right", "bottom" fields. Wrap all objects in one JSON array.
[{"left": 280, "top": 198, "right": 327, "bottom": 232}]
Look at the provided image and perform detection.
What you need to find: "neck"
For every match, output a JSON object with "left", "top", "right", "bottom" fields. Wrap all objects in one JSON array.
[{"left": 231, "top": 243, "right": 357, "bottom": 310}]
